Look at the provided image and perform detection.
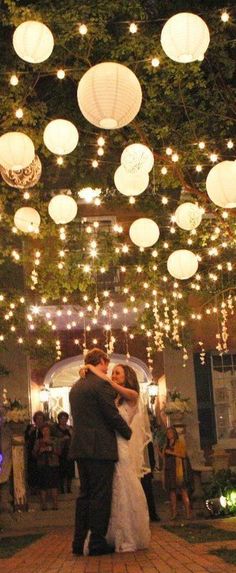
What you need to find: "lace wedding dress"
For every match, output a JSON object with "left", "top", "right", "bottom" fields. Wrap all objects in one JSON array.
[{"left": 106, "top": 401, "right": 151, "bottom": 552}]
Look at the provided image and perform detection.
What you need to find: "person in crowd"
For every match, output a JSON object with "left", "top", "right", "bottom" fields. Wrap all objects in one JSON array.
[
  {"left": 84, "top": 361, "right": 150, "bottom": 553},
  {"left": 158, "top": 426, "right": 193, "bottom": 520},
  {"left": 25, "top": 410, "right": 45, "bottom": 493},
  {"left": 54, "top": 411, "right": 75, "bottom": 494},
  {"left": 69, "top": 348, "right": 132, "bottom": 556},
  {"left": 141, "top": 440, "right": 161, "bottom": 522},
  {"left": 33, "top": 422, "right": 61, "bottom": 510}
]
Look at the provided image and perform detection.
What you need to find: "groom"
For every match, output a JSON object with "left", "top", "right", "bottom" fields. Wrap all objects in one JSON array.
[{"left": 69, "top": 347, "right": 132, "bottom": 556}]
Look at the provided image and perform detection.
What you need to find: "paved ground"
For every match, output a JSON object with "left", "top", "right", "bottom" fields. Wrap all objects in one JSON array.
[{"left": 2, "top": 524, "right": 236, "bottom": 573}]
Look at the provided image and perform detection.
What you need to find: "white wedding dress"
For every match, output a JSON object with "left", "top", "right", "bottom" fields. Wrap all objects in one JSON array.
[{"left": 106, "top": 401, "right": 151, "bottom": 552}]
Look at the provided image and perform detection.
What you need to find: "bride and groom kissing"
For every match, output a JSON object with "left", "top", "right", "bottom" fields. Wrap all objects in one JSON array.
[{"left": 69, "top": 347, "right": 151, "bottom": 556}]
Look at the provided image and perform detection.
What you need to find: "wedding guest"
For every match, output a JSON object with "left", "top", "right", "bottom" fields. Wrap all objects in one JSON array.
[
  {"left": 54, "top": 411, "right": 75, "bottom": 494},
  {"left": 25, "top": 410, "right": 45, "bottom": 493},
  {"left": 33, "top": 422, "right": 61, "bottom": 510}
]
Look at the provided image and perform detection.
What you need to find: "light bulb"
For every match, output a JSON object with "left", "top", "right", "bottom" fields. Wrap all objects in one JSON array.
[
  {"left": 221, "top": 11, "right": 229, "bottom": 22},
  {"left": 92, "top": 159, "right": 99, "bottom": 168},
  {"left": 198, "top": 141, "right": 205, "bottom": 149},
  {"left": 196, "top": 164, "right": 202, "bottom": 172},
  {"left": 97, "top": 147, "right": 104, "bottom": 156},
  {"left": 97, "top": 136, "right": 105, "bottom": 146},
  {"left": 23, "top": 191, "right": 30, "bottom": 199},
  {"left": 15, "top": 107, "right": 23, "bottom": 119},
  {"left": 166, "top": 147, "right": 172, "bottom": 156},
  {"left": 161, "top": 166, "right": 167, "bottom": 175},
  {"left": 129, "top": 22, "right": 137, "bottom": 34},
  {"left": 57, "top": 156, "right": 64, "bottom": 165},
  {"left": 10, "top": 74, "right": 19, "bottom": 86},
  {"left": 57, "top": 69, "right": 65, "bottom": 79},
  {"left": 210, "top": 153, "right": 218, "bottom": 163},
  {"left": 151, "top": 57, "right": 160, "bottom": 67},
  {"left": 129, "top": 196, "right": 135, "bottom": 204},
  {"left": 227, "top": 139, "right": 234, "bottom": 149},
  {"left": 172, "top": 153, "right": 179, "bottom": 162},
  {"left": 79, "top": 24, "right": 88, "bottom": 35}
]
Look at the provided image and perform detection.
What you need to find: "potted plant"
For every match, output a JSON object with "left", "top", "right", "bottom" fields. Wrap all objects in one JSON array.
[{"left": 163, "top": 388, "right": 192, "bottom": 423}]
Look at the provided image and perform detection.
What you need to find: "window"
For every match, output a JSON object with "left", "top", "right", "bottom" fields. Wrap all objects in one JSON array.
[{"left": 211, "top": 353, "right": 236, "bottom": 440}]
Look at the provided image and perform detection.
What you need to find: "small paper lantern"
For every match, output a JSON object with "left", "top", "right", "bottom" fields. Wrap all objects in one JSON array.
[
  {"left": 114, "top": 165, "right": 149, "bottom": 196},
  {"left": 48, "top": 194, "right": 77, "bottom": 224},
  {"left": 167, "top": 249, "right": 198, "bottom": 280},
  {"left": 121, "top": 143, "right": 154, "bottom": 174},
  {"left": 77, "top": 62, "right": 142, "bottom": 129},
  {"left": 1, "top": 155, "right": 42, "bottom": 188},
  {"left": 129, "top": 218, "right": 160, "bottom": 247},
  {"left": 13, "top": 20, "right": 54, "bottom": 63},
  {"left": 43, "top": 119, "right": 79, "bottom": 155},
  {"left": 0, "top": 132, "right": 35, "bottom": 171},
  {"left": 175, "top": 202, "right": 202, "bottom": 230},
  {"left": 161, "top": 13, "right": 210, "bottom": 63},
  {"left": 206, "top": 160, "right": 236, "bottom": 208},
  {"left": 14, "top": 207, "right": 40, "bottom": 233}
]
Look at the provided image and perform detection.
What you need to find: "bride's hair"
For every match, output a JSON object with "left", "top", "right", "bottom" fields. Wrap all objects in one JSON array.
[{"left": 117, "top": 364, "right": 140, "bottom": 394}]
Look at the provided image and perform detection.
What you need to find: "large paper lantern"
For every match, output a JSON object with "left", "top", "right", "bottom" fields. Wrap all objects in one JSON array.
[
  {"left": 161, "top": 13, "right": 210, "bottom": 63},
  {"left": 121, "top": 143, "right": 154, "bottom": 174},
  {"left": 48, "top": 194, "right": 77, "bottom": 224},
  {"left": 43, "top": 120, "right": 79, "bottom": 155},
  {"left": 14, "top": 207, "right": 40, "bottom": 233},
  {"left": 175, "top": 202, "right": 202, "bottom": 230},
  {"left": 206, "top": 160, "right": 236, "bottom": 208},
  {"left": 167, "top": 249, "right": 198, "bottom": 280},
  {"left": 77, "top": 62, "right": 142, "bottom": 129},
  {"left": 0, "top": 132, "right": 35, "bottom": 171},
  {"left": 129, "top": 218, "right": 160, "bottom": 247},
  {"left": 1, "top": 155, "right": 42, "bottom": 188},
  {"left": 114, "top": 165, "right": 149, "bottom": 196},
  {"left": 13, "top": 21, "right": 54, "bottom": 63}
]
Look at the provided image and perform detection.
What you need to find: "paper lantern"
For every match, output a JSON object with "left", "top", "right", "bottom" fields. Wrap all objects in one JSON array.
[
  {"left": 129, "top": 218, "right": 160, "bottom": 248},
  {"left": 13, "top": 20, "right": 54, "bottom": 63},
  {"left": 114, "top": 165, "right": 149, "bottom": 196},
  {"left": 206, "top": 161, "right": 236, "bottom": 208},
  {"left": 0, "top": 132, "right": 35, "bottom": 171},
  {"left": 43, "top": 119, "right": 79, "bottom": 155},
  {"left": 14, "top": 207, "right": 40, "bottom": 233},
  {"left": 1, "top": 155, "right": 42, "bottom": 188},
  {"left": 121, "top": 143, "right": 154, "bottom": 174},
  {"left": 161, "top": 13, "right": 210, "bottom": 63},
  {"left": 175, "top": 202, "right": 202, "bottom": 230},
  {"left": 167, "top": 249, "right": 198, "bottom": 280},
  {"left": 77, "top": 62, "right": 142, "bottom": 129},
  {"left": 48, "top": 194, "right": 77, "bottom": 224}
]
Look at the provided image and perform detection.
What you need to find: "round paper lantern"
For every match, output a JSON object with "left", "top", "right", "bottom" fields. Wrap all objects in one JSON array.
[
  {"left": 175, "top": 202, "right": 202, "bottom": 230},
  {"left": 161, "top": 13, "right": 210, "bottom": 63},
  {"left": 114, "top": 165, "right": 149, "bottom": 196},
  {"left": 14, "top": 207, "right": 40, "bottom": 233},
  {"left": 129, "top": 218, "right": 160, "bottom": 247},
  {"left": 0, "top": 132, "right": 35, "bottom": 171},
  {"left": 43, "top": 120, "right": 79, "bottom": 155},
  {"left": 121, "top": 143, "right": 154, "bottom": 174},
  {"left": 167, "top": 249, "right": 198, "bottom": 280},
  {"left": 77, "top": 62, "right": 142, "bottom": 129},
  {"left": 13, "top": 21, "right": 54, "bottom": 63},
  {"left": 206, "top": 160, "right": 236, "bottom": 208},
  {"left": 48, "top": 194, "right": 78, "bottom": 224},
  {"left": 1, "top": 155, "right": 42, "bottom": 188}
]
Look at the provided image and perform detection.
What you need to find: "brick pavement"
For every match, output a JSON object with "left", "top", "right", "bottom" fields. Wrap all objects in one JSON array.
[{"left": 2, "top": 525, "right": 236, "bottom": 573}]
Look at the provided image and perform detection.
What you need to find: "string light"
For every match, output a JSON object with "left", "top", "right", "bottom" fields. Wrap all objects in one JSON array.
[
  {"left": 23, "top": 191, "right": 30, "bottom": 200},
  {"left": 129, "top": 196, "right": 135, "bottom": 204},
  {"left": 161, "top": 166, "right": 168, "bottom": 175},
  {"left": 196, "top": 164, "right": 202, "bottom": 172},
  {"left": 166, "top": 147, "right": 172, "bottom": 156},
  {"left": 97, "top": 146, "right": 104, "bottom": 156},
  {"left": 227, "top": 139, "right": 234, "bottom": 149},
  {"left": 221, "top": 11, "right": 229, "bottom": 22},
  {"left": 57, "top": 69, "right": 65, "bottom": 79},
  {"left": 57, "top": 156, "right": 64, "bottom": 165},
  {"left": 198, "top": 141, "right": 205, "bottom": 149},
  {"left": 210, "top": 153, "right": 218, "bottom": 162},
  {"left": 151, "top": 57, "right": 160, "bottom": 67},
  {"left": 97, "top": 136, "right": 105, "bottom": 146},
  {"left": 10, "top": 74, "right": 19, "bottom": 86},
  {"left": 79, "top": 24, "right": 88, "bottom": 35},
  {"left": 129, "top": 22, "right": 137, "bottom": 34},
  {"left": 172, "top": 153, "right": 179, "bottom": 162},
  {"left": 15, "top": 107, "right": 23, "bottom": 119},
  {"left": 92, "top": 159, "right": 99, "bottom": 168}
]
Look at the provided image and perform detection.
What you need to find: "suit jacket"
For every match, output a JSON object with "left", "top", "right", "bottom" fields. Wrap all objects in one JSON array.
[{"left": 69, "top": 371, "right": 132, "bottom": 461}]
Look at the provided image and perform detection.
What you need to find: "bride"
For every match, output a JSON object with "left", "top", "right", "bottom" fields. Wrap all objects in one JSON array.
[{"left": 84, "top": 362, "right": 151, "bottom": 552}]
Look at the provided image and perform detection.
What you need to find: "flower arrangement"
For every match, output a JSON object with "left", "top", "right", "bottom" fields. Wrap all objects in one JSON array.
[
  {"left": 163, "top": 388, "right": 192, "bottom": 415},
  {"left": 2, "top": 388, "right": 29, "bottom": 423}
]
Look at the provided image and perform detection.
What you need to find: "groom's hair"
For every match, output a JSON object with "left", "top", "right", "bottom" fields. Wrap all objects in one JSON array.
[{"left": 84, "top": 347, "right": 110, "bottom": 366}]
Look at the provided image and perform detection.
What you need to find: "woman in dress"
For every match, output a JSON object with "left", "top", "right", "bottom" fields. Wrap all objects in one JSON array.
[
  {"left": 84, "top": 362, "right": 151, "bottom": 552},
  {"left": 54, "top": 411, "right": 75, "bottom": 494}
]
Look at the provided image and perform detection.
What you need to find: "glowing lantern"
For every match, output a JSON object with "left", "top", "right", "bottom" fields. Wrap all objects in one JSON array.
[
  {"left": 175, "top": 202, "right": 202, "bottom": 230},
  {"left": 13, "top": 21, "right": 54, "bottom": 64},
  {"left": 48, "top": 194, "right": 77, "bottom": 224},
  {"left": 129, "top": 218, "right": 160, "bottom": 247},
  {"left": 77, "top": 62, "right": 142, "bottom": 129},
  {"left": 161, "top": 13, "right": 210, "bottom": 63},
  {"left": 114, "top": 165, "right": 149, "bottom": 196},
  {"left": 121, "top": 143, "right": 154, "bottom": 174},
  {"left": 206, "top": 160, "right": 236, "bottom": 208},
  {"left": 43, "top": 119, "right": 79, "bottom": 155},
  {"left": 0, "top": 132, "right": 35, "bottom": 171},
  {"left": 167, "top": 249, "right": 198, "bottom": 279},
  {"left": 14, "top": 207, "right": 40, "bottom": 233}
]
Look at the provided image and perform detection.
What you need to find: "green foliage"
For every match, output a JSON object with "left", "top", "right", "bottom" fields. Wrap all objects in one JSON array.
[{"left": 204, "top": 469, "right": 236, "bottom": 500}]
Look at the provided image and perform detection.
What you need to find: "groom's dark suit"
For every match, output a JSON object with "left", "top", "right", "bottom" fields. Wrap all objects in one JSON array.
[{"left": 69, "top": 371, "right": 132, "bottom": 554}]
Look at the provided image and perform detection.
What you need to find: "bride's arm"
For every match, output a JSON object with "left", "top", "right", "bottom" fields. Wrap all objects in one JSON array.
[{"left": 86, "top": 364, "right": 138, "bottom": 404}]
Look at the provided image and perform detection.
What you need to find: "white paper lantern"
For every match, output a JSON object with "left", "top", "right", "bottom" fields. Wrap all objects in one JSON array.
[
  {"left": 114, "top": 165, "right": 149, "bottom": 196},
  {"left": 77, "top": 62, "right": 142, "bottom": 129},
  {"left": 161, "top": 13, "right": 210, "bottom": 63},
  {"left": 175, "top": 202, "right": 202, "bottom": 230},
  {"left": 167, "top": 249, "right": 198, "bottom": 280},
  {"left": 14, "top": 207, "right": 40, "bottom": 233},
  {"left": 43, "top": 119, "right": 79, "bottom": 155},
  {"left": 0, "top": 132, "right": 35, "bottom": 171},
  {"left": 13, "top": 21, "right": 54, "bottom": 64},
  {"left": 206, "top": 160, "right": 236, "bottom": 208},
  {"left": 48, "top": 194, "right": 77, "bottom": 224},
  {"left": 129, "top": 218, "right": 160, "bottom": 247},
  {"left": 121, "top": 143, "right": 154, "bottom": 174}
]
